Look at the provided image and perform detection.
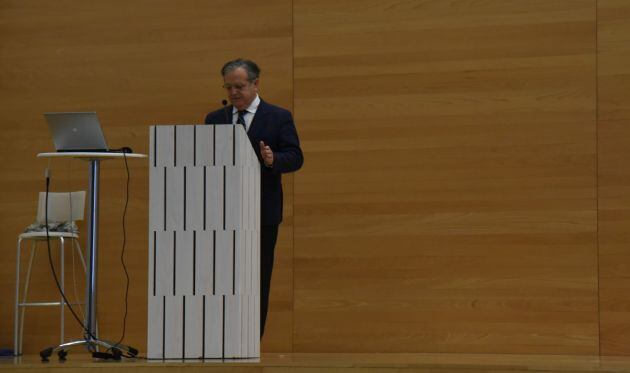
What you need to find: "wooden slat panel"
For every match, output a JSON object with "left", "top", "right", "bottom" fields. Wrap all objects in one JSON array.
[
  {"left": 293, "top": 0, "right": 597, "bottom": 354},
  {"left": 598, "top": 0, "right": 630, "bottom": 356}
]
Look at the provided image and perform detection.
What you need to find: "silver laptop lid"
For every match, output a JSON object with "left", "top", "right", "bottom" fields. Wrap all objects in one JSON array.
[{"left": 44, "top": 112, "right": 108, "bottom": 152}]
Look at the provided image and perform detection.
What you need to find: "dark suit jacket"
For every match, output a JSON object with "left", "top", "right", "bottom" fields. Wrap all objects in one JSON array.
[{"left": 204, "top": 99, "right": 303, "bottom": 226}]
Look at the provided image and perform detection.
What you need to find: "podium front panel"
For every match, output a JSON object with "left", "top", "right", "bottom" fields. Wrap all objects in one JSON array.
[{"left": 148, "top": 125, "right": 260, "bottom": 359}]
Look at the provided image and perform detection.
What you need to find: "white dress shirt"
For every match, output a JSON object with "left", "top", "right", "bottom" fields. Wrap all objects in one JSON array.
[{"left": 232, "top": 94, "right": 260, "bottom": 132}]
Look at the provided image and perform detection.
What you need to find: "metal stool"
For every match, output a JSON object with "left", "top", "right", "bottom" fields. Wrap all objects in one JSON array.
[{"left": 14, "top": 191, "right": 86, "bottom": 356}]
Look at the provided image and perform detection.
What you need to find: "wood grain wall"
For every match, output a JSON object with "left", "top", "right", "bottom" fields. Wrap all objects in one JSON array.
[
  {"left": 293, "top": 0, "right": 598, "bottom": 354},
  {"left": 598, "top": 0, "right": 630, "bottom": 356},
  {"left": 0, "top": 0, "right": 293, "bottom": 353},
  {"left": 1, "top": 0, "right": 630, "bottom": 357}
]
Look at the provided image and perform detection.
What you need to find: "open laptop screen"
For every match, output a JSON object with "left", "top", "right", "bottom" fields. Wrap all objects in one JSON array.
[{"left": 45, "top": 112, "right": 109, "bottom": 152}]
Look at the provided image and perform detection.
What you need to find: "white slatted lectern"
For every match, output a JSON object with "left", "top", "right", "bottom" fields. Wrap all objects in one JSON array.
[{"left": 148, "top": 124, "right": 260, "bottom": 359}]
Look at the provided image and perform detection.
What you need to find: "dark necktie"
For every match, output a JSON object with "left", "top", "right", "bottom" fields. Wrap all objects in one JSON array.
[{"left": 237, "top": 110, "right": 247, "bottom": 131}]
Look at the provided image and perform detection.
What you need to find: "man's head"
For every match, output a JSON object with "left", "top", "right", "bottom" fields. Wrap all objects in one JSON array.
[{"left": 221, "top": 59, "right": 260, "bottom": 111}]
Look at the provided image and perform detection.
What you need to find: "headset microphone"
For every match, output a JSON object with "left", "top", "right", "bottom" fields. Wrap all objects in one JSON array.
[{"left": 222, "top": 100, "right": 230, "bottom": 123}]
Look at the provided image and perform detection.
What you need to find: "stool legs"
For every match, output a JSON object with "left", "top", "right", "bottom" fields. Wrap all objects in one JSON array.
[
  {"left": 18, "top": 241, "right": 38, "bottom": 356},
  {"left": 13, "top": 237, "right": 79, "bottom": 356},
  {"left": 59, "top": 236, "right": 65, "bottom": 346},
  {"left": 14, "top": 237, "right": 22, "bottom": 356},
  {"left": 72, "top": 240, "right": 86, "bottom": 272},
  {"left": 70, "top": 240, "right": 88, "bottom": 327}
]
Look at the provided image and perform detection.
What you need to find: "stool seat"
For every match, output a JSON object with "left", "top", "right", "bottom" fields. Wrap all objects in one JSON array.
[{"left": 19, "top": 231, "right": 79, "bottom": 240}]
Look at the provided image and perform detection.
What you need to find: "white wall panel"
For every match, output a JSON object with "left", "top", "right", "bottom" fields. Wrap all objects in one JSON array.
[{"left": 148, "top": 125, "right": 259, "bottom": 359}]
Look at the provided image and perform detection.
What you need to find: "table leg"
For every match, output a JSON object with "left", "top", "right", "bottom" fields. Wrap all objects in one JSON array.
[{"left": 85, "top": 159, "right": 100, "bottom": 343}]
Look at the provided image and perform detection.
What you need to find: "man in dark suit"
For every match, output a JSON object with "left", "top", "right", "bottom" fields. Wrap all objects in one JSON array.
[{"left": 204, "top": 59, "right": 303, "bottom": 338}]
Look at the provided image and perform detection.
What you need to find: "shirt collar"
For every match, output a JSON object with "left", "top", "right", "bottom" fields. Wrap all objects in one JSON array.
[{"left": 232, "top": 94, "right": 260, "bottom": 115}]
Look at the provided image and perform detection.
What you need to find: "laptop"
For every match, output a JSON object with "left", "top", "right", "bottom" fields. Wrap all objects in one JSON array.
[{"left": 45, "top": 112, "right": 109, "bottom": 152}]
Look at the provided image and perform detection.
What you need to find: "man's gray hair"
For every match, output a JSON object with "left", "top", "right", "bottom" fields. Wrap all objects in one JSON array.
[{"left": 221, "top": 59, "right": 261, "bottom": 81}]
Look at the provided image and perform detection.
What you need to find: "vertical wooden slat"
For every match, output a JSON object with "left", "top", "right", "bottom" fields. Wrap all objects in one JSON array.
[
  {"left": 176, "top": 125, "right": 195, "bottom": 167},
  {"left": 598, "top": 0, "right": 630, "bottom": 356},
  {"left": 165, "top": 166, "right": 184, "bottom": 231},
  {"left": 205, "top": 296, "right": 223, "bottom": 358},
  {"left": 164, "top": 296, "right": 184, "bottom": 359},
  {"left": 186, "top": 167, "right": 205, "bottom": 231},
  {"left": 184, "top": 295, "right": 204, "bottom": 359},
  {"left": 175, "top": 230, "right": 194, "bottom": 296}
]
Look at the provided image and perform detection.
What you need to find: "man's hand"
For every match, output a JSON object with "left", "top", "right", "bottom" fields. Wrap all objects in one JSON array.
[{"left": 259, "top": 141, "right": 273, "bottom": 167}]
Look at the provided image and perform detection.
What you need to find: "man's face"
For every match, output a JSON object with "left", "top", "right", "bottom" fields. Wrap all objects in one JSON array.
[{"left": 223, "top": 67, "right": 259, "bottom": 111}]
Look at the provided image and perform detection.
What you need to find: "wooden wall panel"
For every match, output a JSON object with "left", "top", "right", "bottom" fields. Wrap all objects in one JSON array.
[
  {"left": 598, "top": 0, "right": 630, "bottom": 356},
  {"left": 293, "top": 0, "right": 598, "bottom": 353},
  {"left": 0, "top": 0, "right": 293, "bottom": 353},
  {"left": 7, "top": 0, "right": 630, "bottom": 358}
]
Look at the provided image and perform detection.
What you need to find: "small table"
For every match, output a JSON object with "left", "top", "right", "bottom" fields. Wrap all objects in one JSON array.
[{"left": 37, "top": 152, "right": 146, "bottom": 360}]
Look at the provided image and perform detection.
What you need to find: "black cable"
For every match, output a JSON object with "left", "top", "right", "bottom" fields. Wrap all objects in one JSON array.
[
  {"left": 111, "top": 152, "right": 131, "bottom": 350},
  {"left": 42, "top": 160, "right": 138, "bottom": 360},
  {"left": 44, "top": 171, "right": 96, "bottom": 341}
]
